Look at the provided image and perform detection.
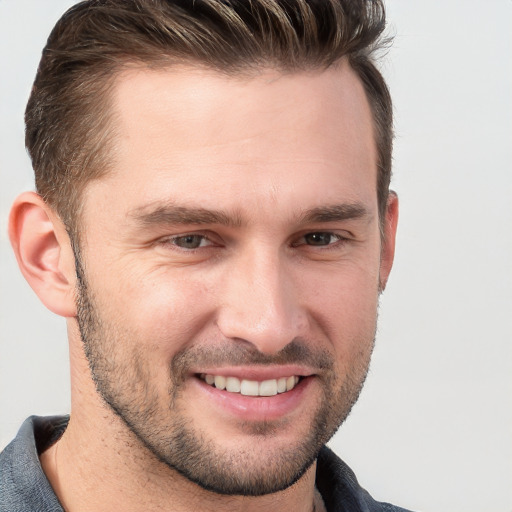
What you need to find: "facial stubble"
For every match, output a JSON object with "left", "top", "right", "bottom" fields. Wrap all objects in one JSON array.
[{"left": 73, "top": 249, "right": 376, "bottom": 496}]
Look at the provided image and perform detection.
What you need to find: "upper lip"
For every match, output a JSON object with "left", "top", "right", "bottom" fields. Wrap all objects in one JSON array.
[{"left": 192, "top": 365, "right": 316, "bottom": 381}]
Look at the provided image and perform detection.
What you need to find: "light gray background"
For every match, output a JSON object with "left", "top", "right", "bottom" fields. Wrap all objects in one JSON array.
[{"left": 1, "top": 1, "right": 511, "bottom": 511}]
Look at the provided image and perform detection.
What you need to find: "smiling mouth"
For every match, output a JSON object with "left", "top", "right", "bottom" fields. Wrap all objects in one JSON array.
[{"left": 198, "top": 374, "right": 302, "bottom": 397}]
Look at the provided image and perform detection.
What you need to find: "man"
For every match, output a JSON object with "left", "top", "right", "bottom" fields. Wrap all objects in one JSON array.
[{"left": 0, "top": 1, "right": 408, "bottom": 511}]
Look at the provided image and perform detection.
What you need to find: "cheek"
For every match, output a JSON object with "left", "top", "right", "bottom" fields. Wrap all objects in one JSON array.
[
  {"left": 104, "top": 268, "right": 217, "bottom": 351},
  {"left": 306, "top": 254, "right": 380, "bottom": 309},
  {"left": 303, "top": 260, "right": 380, "bottom": 350}
]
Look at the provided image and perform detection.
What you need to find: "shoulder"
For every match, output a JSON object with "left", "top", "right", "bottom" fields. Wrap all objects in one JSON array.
[{"left": 316, "top": 446, "right": 415, "bottom": 512}]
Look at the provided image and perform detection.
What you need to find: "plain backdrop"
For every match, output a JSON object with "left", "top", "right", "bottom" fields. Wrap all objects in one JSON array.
[{"left": 1, "top": 1, "right": 511, "bottom": 511}]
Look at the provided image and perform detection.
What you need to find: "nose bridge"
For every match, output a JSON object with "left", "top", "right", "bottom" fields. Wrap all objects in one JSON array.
[{"left": 216, "top": 243, "right": 305, "bottom": 354}]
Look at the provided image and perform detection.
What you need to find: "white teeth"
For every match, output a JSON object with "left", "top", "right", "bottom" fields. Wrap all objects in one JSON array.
[
  {"left": 240, "top": 379, "right": 259, "bottom": 396},
  {"left": 259, "top": 379, "right": 278, "bottom": 396},
  {"left": 214, "top": 375, "right": 226, "bottom": 390},
  {"left": 226, "top": 376, "right": 241, "bottom": 393},
  {"left": 203, "top": 374, "right": 301, "bottom": 396},
  {"left": 277, "top": 377, "right": 287, "bottom": 393}
]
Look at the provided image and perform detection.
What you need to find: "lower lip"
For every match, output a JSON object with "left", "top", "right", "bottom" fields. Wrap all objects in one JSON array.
[{"left": 191, "top": 376, "right": 314, "bottom": 422}]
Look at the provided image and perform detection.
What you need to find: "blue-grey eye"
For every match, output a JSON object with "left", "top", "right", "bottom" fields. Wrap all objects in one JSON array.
[{"left": 173, "top": 235, "right": 206, "bottom": 249}]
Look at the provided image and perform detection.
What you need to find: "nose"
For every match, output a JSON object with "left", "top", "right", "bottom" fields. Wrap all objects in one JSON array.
[{"left": 216, "top": 247, "right": 308, "bottom": 354}]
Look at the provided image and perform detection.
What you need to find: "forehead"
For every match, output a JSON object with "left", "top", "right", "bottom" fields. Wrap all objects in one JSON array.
[
  {"left": 83, "top": 62, "right": 377, "bottom": 221},
  {"left": 112, "top": 62, "right": 374, "bottom": 157}
]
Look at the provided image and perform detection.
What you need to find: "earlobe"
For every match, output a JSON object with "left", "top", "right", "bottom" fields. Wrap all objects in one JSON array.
[
  {"left": 379, "top": 191, "right": 399, "bottom": 291},
  {"left": 8, "top": 192, "right": 77, "bottom": 317}
]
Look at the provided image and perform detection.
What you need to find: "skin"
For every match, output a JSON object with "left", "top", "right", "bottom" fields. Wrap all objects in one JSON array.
[{"left": 9, "top": 60, "right": 398, "bottom": 512}]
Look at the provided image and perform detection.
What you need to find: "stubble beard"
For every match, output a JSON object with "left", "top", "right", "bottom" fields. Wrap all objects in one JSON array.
[{"left": 74, "top": 251, "right": 375, "bottom": 496}]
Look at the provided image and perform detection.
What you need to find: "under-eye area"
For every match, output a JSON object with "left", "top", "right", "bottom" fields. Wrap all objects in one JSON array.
[{"left": 198, "top": 374, "right": 302, "bottom": 396}]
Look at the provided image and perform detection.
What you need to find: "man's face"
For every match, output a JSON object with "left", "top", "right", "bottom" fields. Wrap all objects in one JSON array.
[{"left": 74, "top": 63, "right": 395, "bottom": 495}]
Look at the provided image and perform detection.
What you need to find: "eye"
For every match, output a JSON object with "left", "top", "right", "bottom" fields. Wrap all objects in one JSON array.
[
  {"left": 169, "top": 234, "right": 212, "bottom": 249},
  {"left": 302, "top": 232, "right": 342, "bottom": 246}
]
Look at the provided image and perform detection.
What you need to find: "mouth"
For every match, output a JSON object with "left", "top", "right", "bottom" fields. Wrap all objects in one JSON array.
[
  {"left": 198, "top": 373, "right": 301, "bottom": 397},
  {"left": 189, "top": 367, "right": 317, "bottom": 422}
]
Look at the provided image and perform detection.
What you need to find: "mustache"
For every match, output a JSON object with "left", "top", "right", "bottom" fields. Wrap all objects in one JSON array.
[{"left": 170, "top": 338, "right": 334, "bottom": 384}]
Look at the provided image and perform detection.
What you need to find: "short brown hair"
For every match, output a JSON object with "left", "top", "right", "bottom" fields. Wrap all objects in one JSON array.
[{"left": 25, "top": 0, "right": 392, "bottom": 234}]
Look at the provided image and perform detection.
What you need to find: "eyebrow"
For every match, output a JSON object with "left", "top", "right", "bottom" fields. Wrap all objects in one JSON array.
[
  {"left": 298, "top": 203, "right": 371, "bottom": 224},
  {"left": 131, "top": 202, "right": 243, "bottom": 228},
  {"left": 130, "top": 201, "right": 371, "bottom": 229}
]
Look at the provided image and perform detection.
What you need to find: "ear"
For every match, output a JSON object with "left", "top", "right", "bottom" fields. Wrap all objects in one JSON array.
[
  {"left": 379, "top": 191, "right": 399, "bottom": 291},
  {"left": 9, "top": 191, "right": 77, "bottom": 317}
]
